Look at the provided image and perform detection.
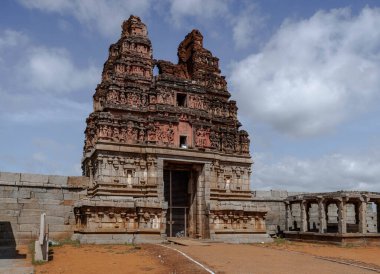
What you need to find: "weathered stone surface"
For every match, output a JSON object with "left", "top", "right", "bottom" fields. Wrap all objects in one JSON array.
[
  {"left": 20, "top": 173, "right": 49, "bottom": 184},
  {"left": 45, "top": 216, "right": 65, "bottom": 225},
  {"left": 18, "top": 224, "right": 39, "bottom": 232},
  {"left": 17, "top": 216, "right": 40, "bottom": 224},
  {"left": 0, "top": 198, "right": 18, "bottom": 204},
  {"left": 48, "top": 175, "right": 68, "bottom": 186},
  {"left": 0, "top": 172, "right": 20, "bottom": 183},
  {"left": 67, "top": 176, "right": 89, "bottom": 188}
]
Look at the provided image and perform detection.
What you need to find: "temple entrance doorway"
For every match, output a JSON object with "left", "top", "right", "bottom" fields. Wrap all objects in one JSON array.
[{"left": 164, "top": 162, "right": 199, "bottom": 238}]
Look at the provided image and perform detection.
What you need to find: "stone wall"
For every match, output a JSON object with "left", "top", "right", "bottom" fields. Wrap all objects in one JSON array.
[
  {"left": 1, "top": 172, "right": 377, "bottom": 246},
  {"left": 252, "top": 190, "right": 300, "bottom": 235},
  {"left": 0, "top": 172, "right": 87, "bottom": 245}
]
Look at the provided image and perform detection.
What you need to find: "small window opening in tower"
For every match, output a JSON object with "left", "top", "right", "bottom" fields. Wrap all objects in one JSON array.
[
  {"left": 180, "top": 136, "right": 187, "bottom": 148},
  {"left": 153, "top": 65, "right": 159, "bottom": 76},
  {"left": 177, "top": 93, "right": 187, "bottom": 107}
]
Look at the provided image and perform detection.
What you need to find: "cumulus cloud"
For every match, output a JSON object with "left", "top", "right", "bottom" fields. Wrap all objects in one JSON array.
[
  {"left": 1, "top": 137, "right": 82, "bottom": 175},
  {"left": 167, "top": 0, "right": 264, "bottom": 48},
  {"left": 0, "top": 30, "right": 28, "bottom": 64},
  {"left": 0, "top": 30, "right": 94, "bottom": 123},
  {"left": 18, "top": 0, "right": 264, "bottom": 48},
  {"left": 231, "top": 2, "right": 265, "bottom": 49},
  {"left": 0, "top": 89, "right": 91, "bottom": 124},
  {"left": 18, "top": 0, "right": 151, "bottom": 37},
  {"left": 0, "top": 29, "right": 28, "bottom": 49},
  {"left": 253, "top": 152, "right": 380, "bottom": 192},
  {"left": 168, "top": 0, "right": 229, "bottom": 27},
  {"left": 230, "top": 7, "right": 380, "bottom": 137},
  {"left": 23, "top": 47, "right": 99, "bottom": 93}
]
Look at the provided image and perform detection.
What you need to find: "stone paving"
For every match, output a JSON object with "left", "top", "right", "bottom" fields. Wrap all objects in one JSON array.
[{"left": 0, "top": 246, "right": 33, "bottom": 274}]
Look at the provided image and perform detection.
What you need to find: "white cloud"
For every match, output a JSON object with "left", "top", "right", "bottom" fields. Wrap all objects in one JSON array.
[
  {"left": 0, "top": 30, "right": 94, "bottom": 123},
  {"left": 17, "top": 0, "right": 72, "bottom": 12},
  {"left": 0, "top": 88, "right": 91, "bottom": 124},
  {"left": 230, "top": 7, "right": 380, "bottom": 137},
  {"left": 32, "top": 152, "right": 47, "bottom": 162},
  {"left": 19, "top": 0, "right": 265, "bottom": 49},
  {"left": 231, "top": 3, "right": 265, "bottom": 49},
  {"left": 0, "top": 30, "right": 28, "bottom": 50},
  {"left": 253, "top": 152, "right": 380, "bottom": 192},
  {"left": 167, "top": 0, "right": 264, "bottom": 49},
  {"left": 23, "top": 47, "right": 99, "bottom": 93},
  {"left": 168, "top": 0, "right": 229, "bottom": 27},
  {"left": 18, "top": 0, "right": 151, "bottom": 37}
]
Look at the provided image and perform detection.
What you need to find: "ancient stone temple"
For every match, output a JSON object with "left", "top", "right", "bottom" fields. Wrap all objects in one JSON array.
[{"left": 74, "top": 15, "right": 269, "bottom": 243}]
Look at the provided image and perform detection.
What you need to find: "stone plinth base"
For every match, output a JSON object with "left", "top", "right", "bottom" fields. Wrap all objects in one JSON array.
[
  {"left": 72, "top": 232, "right": 164, "bottom": 244},
  {"left": 210, "top": 232, "right": 273, "bottom": 244},
  {"left": 284, "top": 231, "right": 380, "bottom": 246}
]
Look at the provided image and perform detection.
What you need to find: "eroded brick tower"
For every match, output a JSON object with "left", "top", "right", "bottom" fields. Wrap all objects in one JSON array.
[{"left": 75, "top": 15, "right": 269, "bottom": 243}]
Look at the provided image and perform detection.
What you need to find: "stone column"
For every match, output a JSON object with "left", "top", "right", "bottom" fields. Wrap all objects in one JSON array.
[
  {"left": 196, "top": 165, "right": 205, "bottom": 238},
  {"left": 376, "top": 201, "right": 380, "bottom": 233},
  {"left": 89, "top": 163, "right": 94, "bottom": 188},
  {"left": 300, "top": 200, "right": 308, "bottom": 232},
  {"left": 358, "top": 197, "right": 368, "bottom": 234},
  {"left": 318, "top": 198, "right": 326, "bottom": 233},
  {"left": 285, "top": 202, "right": 292, "bottom": 231},
  {"left": 338, "top": 199, "right": 347, "bottom": 234}
]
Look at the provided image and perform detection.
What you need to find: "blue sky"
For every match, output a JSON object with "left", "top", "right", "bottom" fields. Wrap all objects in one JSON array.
[{"left": 1, "top": 0, "right": 380, "bottom": 192}]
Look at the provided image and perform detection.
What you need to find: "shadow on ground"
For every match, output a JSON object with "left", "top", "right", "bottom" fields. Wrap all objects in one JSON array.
[{"left": 0, "top": 222, "right": 27, "bottom": 259}]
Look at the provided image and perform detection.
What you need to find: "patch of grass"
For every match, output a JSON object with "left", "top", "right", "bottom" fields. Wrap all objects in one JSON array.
[
  {"left": 53, "top": 238, "right": 81, "bottom": 247},
  {"left": 28, "top": 241, "right": 47, "bottom": 266},
  {"left": 273, "top": 237, "right": 288, "bottom": 245},
  {"left": 33, "top": 259, "right": 47, "bottom": 265}
]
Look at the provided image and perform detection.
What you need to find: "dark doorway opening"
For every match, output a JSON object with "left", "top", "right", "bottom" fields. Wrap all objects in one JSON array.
[
  {"left": 164, "top": 169, "right": 191, "bottom": 237},
  {"left": 176, "top": 93, "right": 187, "bottom": 107},
  {"left": 179, "top": 136, "right": 187, "bottom": 148}
]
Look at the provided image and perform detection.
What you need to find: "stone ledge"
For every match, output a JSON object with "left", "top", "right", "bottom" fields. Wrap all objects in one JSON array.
[
  {"left": 0, "top": 172, "right": 21, "bottom": 183},
  {"left": 0, "top": 181, "right": 85, "bottom": 190}
]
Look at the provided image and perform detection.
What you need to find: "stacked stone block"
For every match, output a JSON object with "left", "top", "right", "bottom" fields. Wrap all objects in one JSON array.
[{"left": 0, "top": 172, "right": 87, "bottom": 245}]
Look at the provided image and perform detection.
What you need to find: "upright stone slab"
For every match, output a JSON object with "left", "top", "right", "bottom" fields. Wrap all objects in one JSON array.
[{"left": 34, "top": 213, "right": 48, "bottom": 262}]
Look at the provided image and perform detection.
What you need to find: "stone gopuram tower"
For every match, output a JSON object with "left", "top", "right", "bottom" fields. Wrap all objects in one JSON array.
[{"left": 75, "top": 15, "right": 269, "bottom": 243}]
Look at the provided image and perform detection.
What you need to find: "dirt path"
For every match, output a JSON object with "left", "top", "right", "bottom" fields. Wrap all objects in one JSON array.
[
  {"left": 174, "top": 243, "right": 380, "bottom": 274},
  {"left": 264, "top": 241, "right": 380, "bottom": 271},
  {"left": 34, "top": 241, "right": 380, "bottom": 274},
  {"left": 35, "top": 244, "right": 207, "bottom": 274}
]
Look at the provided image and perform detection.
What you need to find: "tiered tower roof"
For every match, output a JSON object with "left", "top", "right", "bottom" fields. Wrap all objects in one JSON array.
[{"left": 83, "top": 15, "right": 250, "bottom": 173}]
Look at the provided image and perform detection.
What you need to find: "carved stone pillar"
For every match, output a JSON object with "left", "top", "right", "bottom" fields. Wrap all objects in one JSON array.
[
  {"left": 377, "top": 201, "right": 380, "bottom": 233},
  {"left": 318, "top": 198, "right": 326, "bottom": 233},
  {"left": 358, "top": 197, "right": 368, "bottom": 234},
  {"left": 338, "top": 200, "right": 347, "bottom": 234},
  {"left": 300, "top": 201, "right": 308, "bottom": 232},
  {"left": 89, "top": 164, "right": 94, "bottom": 188},
  {"left": 285, "top": 202, "right": 292, "bottom": 231}
]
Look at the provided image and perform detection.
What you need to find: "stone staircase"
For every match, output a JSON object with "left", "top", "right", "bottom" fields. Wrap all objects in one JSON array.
[{"left": 0, "top": 245, "right": 34, "bottom": 274}]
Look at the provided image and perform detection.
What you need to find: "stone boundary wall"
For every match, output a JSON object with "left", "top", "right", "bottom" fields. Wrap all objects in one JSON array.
[
  {"left": 0, "top": 172, "right": 88, "bottom": 245},
  {"left": 1, "top": 172, "right": 376, "bottom": 245},
  {"left": 253, "top": 190, "right": 300, "bottom": 234}
]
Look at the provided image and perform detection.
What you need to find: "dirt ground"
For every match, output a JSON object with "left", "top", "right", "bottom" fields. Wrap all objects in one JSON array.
[
  {"left": 264, "top": 240, "right": 380, "bottom": 270},
  {"left": 175, "top": 241, "right": 380, "bottom": 274},
  {"left": 35, "top": 243, "right": 207, "bottom": 274},
  {"left": 33, "top": 241, "right": 380, "bottom": 274}
]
